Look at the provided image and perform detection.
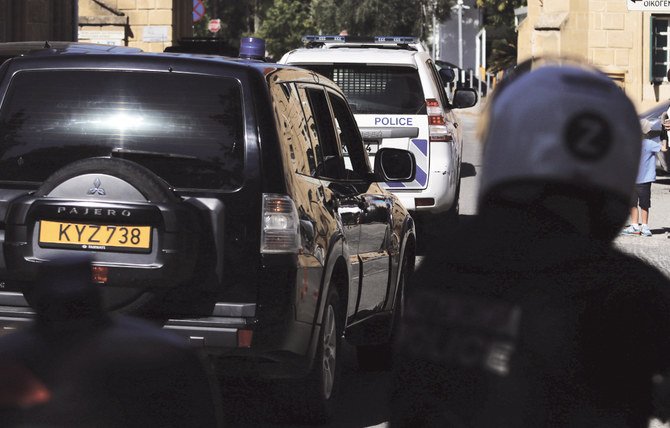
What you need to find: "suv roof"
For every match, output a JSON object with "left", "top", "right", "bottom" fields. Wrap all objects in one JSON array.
[
  {"left": 163, "top": 37, "right": 238, "bottom": 57},
  {"left": 0, "top": 41, "right": 143, "bottom": 65},
  {"left": 0, "top": 41, "right": 142, "bottom": 56}
]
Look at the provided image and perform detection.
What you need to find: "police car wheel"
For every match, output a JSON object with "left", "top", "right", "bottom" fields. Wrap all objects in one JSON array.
[{"left": 445, "top": 175, "right": 461, "bottom": 225}]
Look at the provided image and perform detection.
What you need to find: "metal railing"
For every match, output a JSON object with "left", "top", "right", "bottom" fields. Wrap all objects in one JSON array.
[{"left": 445, "top": 67, "right": 495, "bottom": 100}]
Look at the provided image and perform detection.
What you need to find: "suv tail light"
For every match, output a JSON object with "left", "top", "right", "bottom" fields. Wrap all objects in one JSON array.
[
  {"left": 426, "top": 99, "right": 452, "bottom": 142},
  {"left": 260, "top": 194, "right": 300, "bottom": 254}
]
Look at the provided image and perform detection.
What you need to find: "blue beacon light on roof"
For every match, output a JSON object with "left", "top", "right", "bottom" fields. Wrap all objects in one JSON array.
[{"left": 239, "top": 37, "right": 266, "bottom": 61}]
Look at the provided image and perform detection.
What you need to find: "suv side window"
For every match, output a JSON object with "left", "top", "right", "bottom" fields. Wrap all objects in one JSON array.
[
  {"left": 299, "top": 86, "right": 345, "bottom": 180},
  {"left": 326, "top": 91, "right": 370, "bottom": 180},
  {"left": 269, "top": 81, "right": 317, "bottom": 176}
]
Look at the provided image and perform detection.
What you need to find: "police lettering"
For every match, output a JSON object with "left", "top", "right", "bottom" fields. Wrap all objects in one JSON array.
[{"left": 374, "top": 117, "right": 413, "bottom": 126}]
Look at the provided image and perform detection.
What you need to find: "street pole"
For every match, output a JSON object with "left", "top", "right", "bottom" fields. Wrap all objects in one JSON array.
[
  {"left": 451, "top": 0, "right": 470, "bottom": 70},
  {"left": 457, "top": 0, "right": 463, "bottom": 69},
  {"left": 433, "top": 9, "right": 439, "bottom": 59}
]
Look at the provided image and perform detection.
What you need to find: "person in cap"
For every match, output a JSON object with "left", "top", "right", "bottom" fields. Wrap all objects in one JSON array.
[
  {"left": 390, "top": 60, "right": 670, "bottom": 427},
  {"left": 0, "top": 255, "right": 224, "bottom": 428}
]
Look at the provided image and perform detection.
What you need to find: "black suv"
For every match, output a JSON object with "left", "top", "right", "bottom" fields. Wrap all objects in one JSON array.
[{"left": 0, "top": 49, "right": 416, "bottom": 419}]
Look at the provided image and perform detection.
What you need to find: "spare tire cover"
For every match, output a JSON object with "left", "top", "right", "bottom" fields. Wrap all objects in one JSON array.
[{"left": 32, "top": 157, "right": 181, "bottom": 316}]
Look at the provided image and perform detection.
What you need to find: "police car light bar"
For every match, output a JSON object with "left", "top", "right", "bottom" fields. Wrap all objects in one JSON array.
[
  {"left": 302, "top": 35, "right": 418, "bottom": 45},
  {"left": 374, "top": 36, "right": 418, "bottom": 43}
]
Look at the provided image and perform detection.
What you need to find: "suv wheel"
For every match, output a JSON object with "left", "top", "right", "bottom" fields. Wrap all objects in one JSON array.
[
  {"left": 36, "top": 157, "right": 178, "bottom": 203},
  {"left": 285, "top": 286, "right": 342, "bottom": 423},
  {"left": 8, "top": 157, "right": 203, "bottom": 318}
]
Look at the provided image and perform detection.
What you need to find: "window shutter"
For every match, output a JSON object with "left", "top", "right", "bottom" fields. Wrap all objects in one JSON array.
[{"left": 651, "top": 16, "right": 670, "bottom": 83}]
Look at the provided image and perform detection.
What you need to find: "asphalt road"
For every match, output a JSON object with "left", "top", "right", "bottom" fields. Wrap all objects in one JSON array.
[{"left": 223, "top": 102, "right": 670, "bottom": 428}]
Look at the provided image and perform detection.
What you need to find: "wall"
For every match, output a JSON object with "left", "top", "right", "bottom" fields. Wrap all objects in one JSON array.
[
  {"left": 519, "top": 0, "right": 664, "bottom": 112},
  {"left": 79, "top": 0, "right": 190, "bottom": 52},
  {"left": 0, "top": 0, "right": 76, "bottom": 42}
]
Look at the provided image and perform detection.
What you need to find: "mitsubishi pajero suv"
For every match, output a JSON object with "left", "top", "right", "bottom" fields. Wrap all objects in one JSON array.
[{"left": 0, "top": 46, "right": 416, "bottom": 421}]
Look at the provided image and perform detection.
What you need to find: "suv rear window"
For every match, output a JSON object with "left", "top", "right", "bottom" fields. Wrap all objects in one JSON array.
[
  {"left": 0, "top": 70, "right": 244, "bottom": 190},
  {"left": 301, "top": 64, "right": 425, "bottom": 115}
]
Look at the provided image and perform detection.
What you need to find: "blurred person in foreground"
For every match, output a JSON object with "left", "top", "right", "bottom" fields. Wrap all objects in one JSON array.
[
  {"left": 0, "top": 255, "right": 224, "bottom": 428},
  {"left": 391, "top": 60, "right": 670, "bottom": 427}
]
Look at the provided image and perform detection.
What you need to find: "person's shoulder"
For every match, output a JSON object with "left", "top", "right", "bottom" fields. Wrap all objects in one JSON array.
[{"left": 599, "top": 247, "right": 670, "bottom": 295}]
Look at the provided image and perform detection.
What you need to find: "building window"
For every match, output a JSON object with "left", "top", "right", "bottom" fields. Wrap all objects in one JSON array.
[{"left": 652, "top": 15, "right": 670, "bottom": 83}]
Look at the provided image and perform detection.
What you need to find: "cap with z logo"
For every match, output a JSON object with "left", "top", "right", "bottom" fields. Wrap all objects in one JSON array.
[{"left": 478, "top": 60, "right": 641, "bottom": 203}]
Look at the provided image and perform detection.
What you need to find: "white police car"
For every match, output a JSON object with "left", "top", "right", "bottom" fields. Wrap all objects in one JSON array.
[{"left": 279, "top": 35, "right": 478, "bottom": 228}]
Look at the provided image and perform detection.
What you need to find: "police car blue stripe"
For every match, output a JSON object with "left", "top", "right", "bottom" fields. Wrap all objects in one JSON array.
[
  {"left": 415, "top": 165, "right": 427, "bottom": 186},
  {"left": 412, "top": 139, "right": 428, "bottom": 157}
]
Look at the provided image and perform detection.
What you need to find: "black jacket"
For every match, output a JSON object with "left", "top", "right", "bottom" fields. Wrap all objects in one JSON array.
[{"left": 392, "top": 201, "right": 670, "bottom": 427}]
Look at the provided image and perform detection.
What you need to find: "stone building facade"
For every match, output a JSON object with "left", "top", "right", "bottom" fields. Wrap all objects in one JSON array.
[
  {"left": 0, "top": 0, "right": 191, "bottom": 53},
  {"left": 0, "top": 0, "right": 77, "bottom": 42},
  {"left": 78, "top": 0, "right": 191, "bottom": 52},
  {"left": 518, "top": 0, "right": 670, "bottom": 111}
]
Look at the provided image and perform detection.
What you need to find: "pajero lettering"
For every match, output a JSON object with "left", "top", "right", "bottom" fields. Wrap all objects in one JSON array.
[{"left": 56, "top": 206, "right": 131, "bottom": 217}]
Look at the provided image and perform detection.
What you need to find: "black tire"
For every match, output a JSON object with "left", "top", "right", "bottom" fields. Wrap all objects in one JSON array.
[
  {"left": 445, "top": 175, "right": 461, "bottom": 225},
  {"left": 32, "top": 157, "right": 183, "bottom": 317},
  {"left": 357, "top": 250, "right": 412, "bottom": 371},
  {"left": 283, "top": 285, "right": 342, "bottom": 423},
  {"left": 36, "top": 157, "right": 177, "bottom": 203}
]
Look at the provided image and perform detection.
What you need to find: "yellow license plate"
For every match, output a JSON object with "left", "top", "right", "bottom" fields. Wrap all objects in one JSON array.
[{"left": 39, "top": 220, "right": 152, "bottom": 252}]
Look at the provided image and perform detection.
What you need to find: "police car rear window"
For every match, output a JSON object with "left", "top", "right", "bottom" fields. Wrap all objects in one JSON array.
[
  {"left": 0, "top": 70, "right": 244, "bottom": 190},
  {"left": 301, "top": 64, "right": 425, "bottom": 115}
]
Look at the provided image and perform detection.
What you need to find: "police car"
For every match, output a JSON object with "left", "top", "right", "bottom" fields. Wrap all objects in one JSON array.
[{"left": 279, "top": 35, "right": 478, "bottom": 228}]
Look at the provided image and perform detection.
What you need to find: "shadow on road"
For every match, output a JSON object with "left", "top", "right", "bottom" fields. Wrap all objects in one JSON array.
[
  {"left": 417, "top": 214, "right": 476, "bottom": 256},
  {"left": 221, "top": 344, "right": 391, "bottom": 428},
  {"left": 461, "top": 162, "right": 477, "bottom": 178}
]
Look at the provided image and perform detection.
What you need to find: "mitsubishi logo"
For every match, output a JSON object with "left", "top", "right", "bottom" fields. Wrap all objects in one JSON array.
[{"left": 87, "top": 178, "right": 106, "bottom": 196}]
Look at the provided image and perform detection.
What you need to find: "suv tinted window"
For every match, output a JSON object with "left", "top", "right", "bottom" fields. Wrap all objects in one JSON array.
[
  {"left": 303, "top": 64, "right": 425, "bottom": 115},
  {"left": 327, "top": 91, "right": 370, "bottom": 180},
  {"left": 0, "top": 70, "right": 244, "bottom": 190},
  {"left": 301, "top": 86, "right": 345, "bottom": 180},
  {"left": 270, "top": 82, "right": 317, "bottom": 176}
]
